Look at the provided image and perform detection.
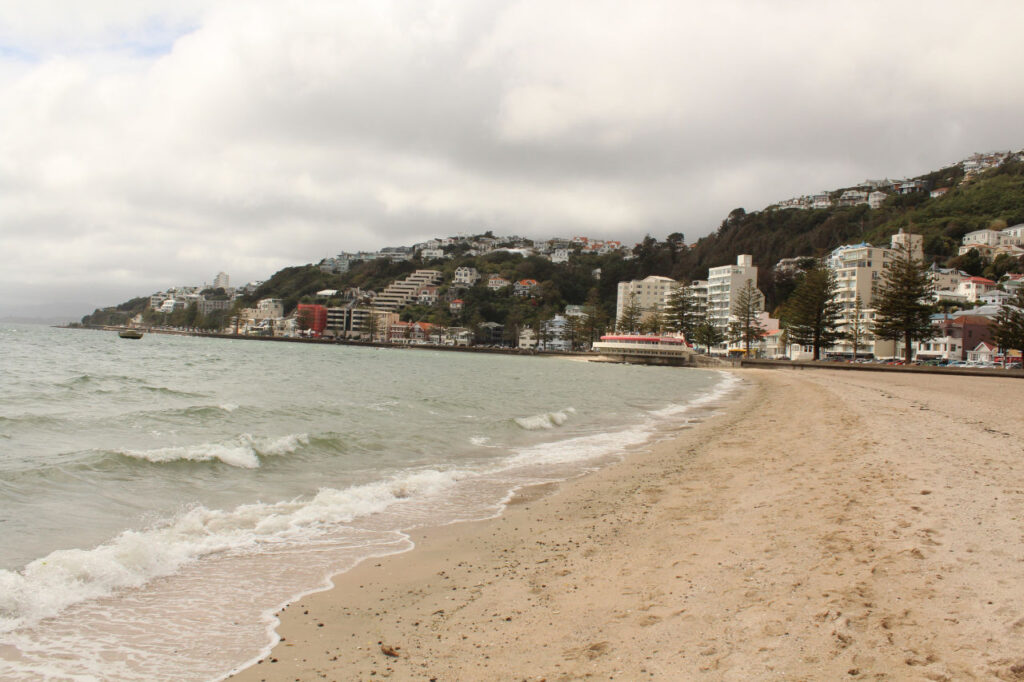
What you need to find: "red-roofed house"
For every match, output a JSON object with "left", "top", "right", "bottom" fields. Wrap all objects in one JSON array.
[
  {"left": 957, "top": 276, "right": 997, "bottom": 302},
  {"left": 514, "top": 279, "right": 539, "bottom": 296},
  {"left": 911, "top": 314, "right": 993, "bottom": 361},
  {"left": 449, "top": 299, "right": 464, "bottom": 314}
]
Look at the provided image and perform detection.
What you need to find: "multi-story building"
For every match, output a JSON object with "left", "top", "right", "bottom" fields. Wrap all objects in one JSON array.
[
  {"left": 826, "top": 229, "right": 923, "bottom": 357},
  {"left": 487, "top": 275, "right": 511, "bottom": 290},
  {"left": 706, "top": 256, "right": 763, "bottom": 334},
  {"left": 256, "top": 298, "right": 284, "bottom": 319},
  {"left": 373, "top": 270, "right": 444, "bottom": 311},
  {"left": 615, "top": 275, "right": 677, "bottom": 328},
  {"left": 295, "top": 304, "right": 327, "bottom": 335},
  {"left": 928, "top": 264, "right": 965, "bottom": 293},
  {"left": 1002, "top": 223, "right": 1024, "bottom": 246},
  {"left": 325, "top": 305, "right": 371, "bottom": 339},
  {"left": 957, "top": 276, "right": 997, "bottom": 302},
  {"left": 197, "top": 299, "right": 231, "bottom": 316},
  {"left": 687, "top": 280, "right": 709, "bottom": 319},
  {"left": 213, "top": 272, "right": 230, "bottom": 290},
  {"left": 868, "top": 191, "right": 888, "bottom": 209},
  {"left": 453, "top": 267, "right": 480, "bottom": 286},
  {"left": 912, "top": 315, "right": 994, "bottom": 362},
  {"left": 959, "top": 229, "right": 1004, "bottom": 255}
]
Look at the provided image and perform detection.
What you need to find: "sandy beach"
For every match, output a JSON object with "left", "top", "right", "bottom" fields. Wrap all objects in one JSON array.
[{"left": 231, "top": 368, "right": 1024, "bottom": 681}]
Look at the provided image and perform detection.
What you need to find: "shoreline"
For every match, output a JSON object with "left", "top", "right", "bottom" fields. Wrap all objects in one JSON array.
[{"left": 231, "top": 368, "right": 1024, "bottom": 681}]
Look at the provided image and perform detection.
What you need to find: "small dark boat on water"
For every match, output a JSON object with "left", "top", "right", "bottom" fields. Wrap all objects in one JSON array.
[{"left": 118, "top": 329, "right": 144, "bottom": 339}]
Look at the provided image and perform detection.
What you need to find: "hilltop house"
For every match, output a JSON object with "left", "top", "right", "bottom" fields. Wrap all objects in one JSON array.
[
  {"left": 487, "top": 274, "right": 511, "bottom": 291},
  {"left": 514, "top": 279, "right": 539, "bottom": 296}
]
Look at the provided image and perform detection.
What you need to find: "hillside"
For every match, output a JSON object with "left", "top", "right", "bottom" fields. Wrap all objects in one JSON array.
[{"left": 81, "top": 155, "right": 1024, "bottom": 328}]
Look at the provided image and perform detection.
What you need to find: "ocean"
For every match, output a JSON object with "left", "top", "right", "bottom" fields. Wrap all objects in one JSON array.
[{"left": 0, "top": 324, "right": 738, "bottom": 681}]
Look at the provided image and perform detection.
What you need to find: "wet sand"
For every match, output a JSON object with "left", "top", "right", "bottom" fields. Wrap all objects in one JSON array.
[{"left": 231, "top": 368, "right": 1024, "bottom": 681}]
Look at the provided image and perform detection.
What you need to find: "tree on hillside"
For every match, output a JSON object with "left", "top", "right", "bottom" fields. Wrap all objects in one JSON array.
[
  {"left": 992, "top": 287, "right": 1024, "bottom": 362},
  {"left": 617, "top": 292, "right": 642, "bottom": 333},
  {"left": 872, "top": 244, "right": 935, "bottom": 361},
  {"left": 728, "top": 280, "right": 765, "bottom": 356},
  {"left": 780, "top": 268, "right": 844, "bottom": 361},
  {"left": 662, "top": 284, "right": 699, "bottom": 339}
]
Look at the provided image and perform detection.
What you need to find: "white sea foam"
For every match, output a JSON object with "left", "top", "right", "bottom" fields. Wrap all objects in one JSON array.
[
  {"left": 513, "top": 407, "right": 574, "bottom": 430},
  {"left": 116, "top": 433, "right": 309, "bottom": 469},
  {"left": 0, "top": 467, "right": 461, "bottom": 634},
  {"left": 470, "top": 436, "right": 491, "bottom": 447}
]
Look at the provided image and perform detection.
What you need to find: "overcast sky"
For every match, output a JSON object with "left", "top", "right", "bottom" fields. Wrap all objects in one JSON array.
[{"left": 3, "top": 0, "right": 1024, "bottom": 319}]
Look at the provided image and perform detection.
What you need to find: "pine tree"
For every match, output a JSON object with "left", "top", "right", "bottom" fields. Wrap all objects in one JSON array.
[
  {"left": 871, "top": 245, "right": 934, "bottom": 361},
  {"left": 992, "top": 287, "right": 1024, "bottom": 362},
  {"left": 617, "top": 292, "right": 642, "bottom": 333},
  {"left": 563, "top": 314, "right": 581, "bottom": 351},
  {"left": 662, "top": 284, "right": 699, "bottom": 339},
  {"left": 847, "top": 293, "right": 870, "bottom": 360},
  {"left": 780, "top": 268, "right": 844, "bottom": 361},
  {"left": 691, "top": 319, "right": 724, "bottom": 351},
  {"left": 728, "top": 280, "right": 765, "bottom": 356}
]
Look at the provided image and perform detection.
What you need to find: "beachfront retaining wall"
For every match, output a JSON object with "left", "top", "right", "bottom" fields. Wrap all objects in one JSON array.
[{"left": 738, "top": 358, "right": 1024, "bottom": 379}]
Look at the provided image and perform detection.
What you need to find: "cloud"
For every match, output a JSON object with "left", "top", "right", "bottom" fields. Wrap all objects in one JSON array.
[{"left": 2, "top": 0, "right": 1024, "bottom": 317}]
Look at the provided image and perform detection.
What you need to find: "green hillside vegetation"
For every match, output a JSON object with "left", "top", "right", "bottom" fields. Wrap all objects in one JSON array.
[{"left": 81, "top": 158, "right": 1024, "bottom": 330}]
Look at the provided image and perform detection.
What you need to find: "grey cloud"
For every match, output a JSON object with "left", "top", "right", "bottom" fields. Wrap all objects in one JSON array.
[{"left": 3, "top": 0, "right": 1024, "bottom": 317}]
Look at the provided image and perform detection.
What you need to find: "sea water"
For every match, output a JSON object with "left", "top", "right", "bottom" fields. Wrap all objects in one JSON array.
[{"left": 0, "top": 324, "right": 738, "bottom": 681}]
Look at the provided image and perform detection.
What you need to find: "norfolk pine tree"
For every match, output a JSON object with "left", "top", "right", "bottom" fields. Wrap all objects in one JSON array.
[
  {"left": 728, "top": 280, "right": 765, "bottom": 356},
  {"left": 780, "top": 267, "right": 844, "bottom": 361},
  {"left": 662, "top": 283, "right": 699, "bottom": 339},
  {"left": 691, "top": 309, "right": 724, "bottom": 352},
  {"left": 617, "top": 292, "right": 642, "bottom": 333},
  {"left": 992, "top": 287, "right": 1024, "bottom": 362},
  {"left": 847, "top": 293, "right": 869, "bottom": 360},
  {"left": 871, "top": 244, "right": 934, "bottom": 362}
]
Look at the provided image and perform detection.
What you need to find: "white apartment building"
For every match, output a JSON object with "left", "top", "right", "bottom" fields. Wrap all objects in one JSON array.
[
  {"left": 687, "top": 280, "right": 709, "bottom": 318},
  {"left": 707, "top": 255, "right": 763, "bottom": 334},
  {"left": 868, "top": 191, "right": 888, "bottom": 209},
  {"left": 213, "top": 272, "right": 230, "bottom": 290},
  {"left": 616, "top": 275, "right": 677, "bottom": 328},
  {"left": 826, "top": 230, "right": 923, "bottom": 357}
]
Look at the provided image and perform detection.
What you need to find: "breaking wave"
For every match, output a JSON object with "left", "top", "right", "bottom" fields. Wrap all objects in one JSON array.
[
  {"left": 115, "top": 434, "right": 309, "bottom": 469},
  {"left": 0, "top": 468, "right": 461, "bottom": 634},
  {"left": 513, "top": 407, "right": 576, "bottom": 430}
]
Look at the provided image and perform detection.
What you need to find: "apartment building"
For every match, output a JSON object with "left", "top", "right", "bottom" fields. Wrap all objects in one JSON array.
[
  {"left": 372, "top": 270, "right": 444, "bottom": 311},
  {"left": 826, "top": 229, "right": 923, "bottom": 356},
  {"left": 615, "top": 275, "right": 677, "bottom": 327},
  {"left": 706, "top": 255, "right": 763, "bottom": 334}
]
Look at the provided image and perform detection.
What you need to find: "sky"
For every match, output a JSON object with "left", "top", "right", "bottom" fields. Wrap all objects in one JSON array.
[{"left": 3, "top": 0, "right": 1024, "bottom": 320}]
